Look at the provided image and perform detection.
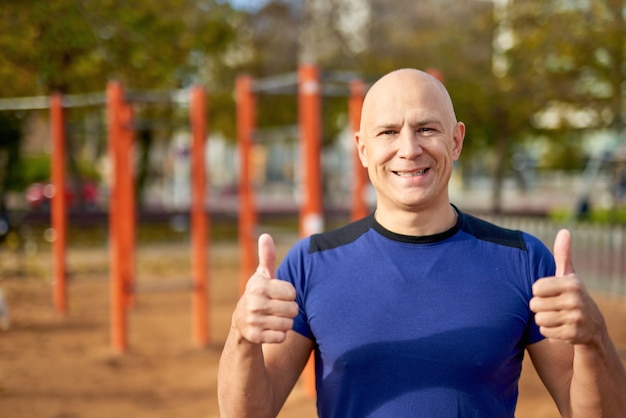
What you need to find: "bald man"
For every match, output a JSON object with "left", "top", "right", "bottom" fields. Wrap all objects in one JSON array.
[{"left": 218, "top": 69, "right": 626, "bottom": 417}]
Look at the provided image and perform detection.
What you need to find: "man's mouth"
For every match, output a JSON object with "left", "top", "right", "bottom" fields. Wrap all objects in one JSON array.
[{"left": 393, "top": 168, "right": 428, "bottom": 177}]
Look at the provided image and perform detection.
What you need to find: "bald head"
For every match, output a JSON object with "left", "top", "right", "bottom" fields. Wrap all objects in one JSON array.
[
  {"left": 353, "top": 67, "right": 465, "bottom": 231},
  {"left": 360, "top": 69, "right": 458, "bottom": 133}
]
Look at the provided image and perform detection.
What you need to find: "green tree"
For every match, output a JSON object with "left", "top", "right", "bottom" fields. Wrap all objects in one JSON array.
[
  {"left": 504, "top": 0, "right": 625, "bottom": 212},
  {"left": 0, "top": 0, "right": 245, "bottom": 209},
  {"left": 0, "top": 0, "right": 242, "bottom": 95},
  {"left": 355, "top": 0, "right": 625, "bottom": 212}
]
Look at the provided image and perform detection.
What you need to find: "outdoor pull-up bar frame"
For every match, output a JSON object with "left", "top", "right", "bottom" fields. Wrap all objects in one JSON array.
[
  {"left": 189, "top": 84, "right": 209, "bottom": 348},
  {"left": 107, "top": 81, "right": 135, "bottom": 353},
  {"left": 50, "top": 93, "right": 68, "bottom": 314},
  {"left": 349, "top": 79, "right": 368, "bottom": 221},
  {"left": 106, "top": 81, "right": 210, "bottom": 353},
  {"left": 5, "top": 82, "right": 211, "bottom": 353},
  {"left": 3, "top": 91, "right": 109, "bottom": 316},
  {"left": 298, "top": 64, "right": 324, "bottom": 239},
  {"left": 236, "top": 64, "right": 368, "bottom": 292},
  {"left": 236, "top": 75, "right": 257, "bottom": 294}
]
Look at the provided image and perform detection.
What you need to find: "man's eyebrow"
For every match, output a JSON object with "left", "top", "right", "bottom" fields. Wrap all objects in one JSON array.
[
  {"left": 370, "top": 119, "right": 444, "bottom": 132},
  {"left": 414, "top": 118, "right": 443, "bottom": 127},
  {"left": 372, "top": 122, "right": 401, "bottom": 131}
]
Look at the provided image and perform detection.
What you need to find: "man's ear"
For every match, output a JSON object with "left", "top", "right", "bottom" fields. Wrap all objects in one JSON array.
[
  {"left": 452, "top": 122, "right": 465, "bottom": 160},
  {"left": 355, "top": 132, "right": 368, "bottom": 167}
]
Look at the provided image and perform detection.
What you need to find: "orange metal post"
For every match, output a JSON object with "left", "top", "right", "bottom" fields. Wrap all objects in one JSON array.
[
  {"left": 189, "top": 85, "right": 209, "bottom": 348},
  {"left": 349, "top": 79, "right": 368, "bottom": 221},
  {"left": 236, "top": 75, "right": 257, "bottom": 294},
  {"left": 119, "top": 102, "right": 135, "bottom": 310},
  {"left": 107, "top": 81, "right": 128, "bottom": 353},
  {"left": 298, "top": 64, "right": 323, "bottom": 398},
  {"left": 298, "top": 64, "right": 324, "bottom": 237},
  {"left": 50, "top": 93, "right": 68, "bottom": 315}
]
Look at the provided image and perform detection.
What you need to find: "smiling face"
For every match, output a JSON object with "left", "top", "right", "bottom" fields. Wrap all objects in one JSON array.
[{"left": 356, "top": 69, "right": 465, "bottom": 232}]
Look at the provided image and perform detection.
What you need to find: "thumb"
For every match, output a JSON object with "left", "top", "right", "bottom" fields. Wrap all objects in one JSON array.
[
  {"left": 257, "top": 233, "right": 276, "bottom": 279},
  {"left": 553, "top": 229, "right": 575, "bottom": 277}
]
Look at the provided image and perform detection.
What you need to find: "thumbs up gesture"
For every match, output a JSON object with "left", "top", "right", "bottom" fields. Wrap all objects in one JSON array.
[
  {"left": 530, "top": 229, "right": 605, "bottom": 345},
  {"left": 232, "top": 234, "right": 299, "bottom": 344}
]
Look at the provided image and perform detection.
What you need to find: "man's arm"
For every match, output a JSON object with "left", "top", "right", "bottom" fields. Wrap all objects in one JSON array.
[
  {"left": 217, "top": 234, "right": 313, "bottom": 418},
  {"left": 218, "top": 328, "right": 313, "bottom": 417},
  {"left": 529, "top": 229, "right": 626, "bottom": 417}
]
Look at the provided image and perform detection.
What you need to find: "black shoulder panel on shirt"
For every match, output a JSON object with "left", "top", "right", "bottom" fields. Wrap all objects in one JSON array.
[
  {"left": 460, "top": 212, "right": 527, "bottom": 251},
  {"left": 308, "top": 215, "right": 372, "bottom": 254}
]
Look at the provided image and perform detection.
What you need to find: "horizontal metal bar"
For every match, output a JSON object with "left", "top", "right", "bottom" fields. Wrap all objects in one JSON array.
[
  {"left": 0, "top": 92, "right": 108, "bottom": 110},
  {"left": 125, "top": 89, "right": 189, "bottom": 104},
  {"left": 0, "top": 95, "right": 49, "bottom": 111},
  {"left": 322, "top": 84, "right": 351, "bottom": 97},
  {"left": 0, "top": 71, "right": 366, "bottom": 111},
  {"left": 64, "top": 92, "right": 107, "bottom": 107},
  {"left": 252, "top": 72, "right": 299, "bottom": 93},
  {"left": 0, "top": 88, "right": 193, "bottom": 111},
  {"left": 321, "top": 70, "right": 362, "bottom": 83}
]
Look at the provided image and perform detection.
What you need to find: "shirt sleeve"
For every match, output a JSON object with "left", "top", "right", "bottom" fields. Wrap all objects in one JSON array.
[
  {"left": 276, "top": 237, "right": 314, "bottom": 341},
  {"left": 523, "top": 232, "right": 557, "bottom": 345}
]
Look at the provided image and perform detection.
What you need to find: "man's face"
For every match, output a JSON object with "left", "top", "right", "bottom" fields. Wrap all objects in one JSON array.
[{"left": 356, "top": 70, "right": 465, "bottom": 216}]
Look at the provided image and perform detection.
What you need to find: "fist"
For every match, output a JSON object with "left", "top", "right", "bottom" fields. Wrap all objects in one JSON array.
[
  {"left": 232, "top": 233, "right": 299, "bottom": 344},
  {"left": 530, "top": 229, "right": 604, "bottom": 345}
]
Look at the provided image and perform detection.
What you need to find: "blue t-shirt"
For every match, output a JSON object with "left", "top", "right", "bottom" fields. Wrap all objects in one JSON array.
[{"left": 276, "top": 208, "right": 555, "bottom": 417}]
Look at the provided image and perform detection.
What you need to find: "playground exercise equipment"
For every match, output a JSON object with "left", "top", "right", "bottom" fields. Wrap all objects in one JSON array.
[
  {"left": 236, "top": 63, "right": 368, "bottom": 398},
  {"left": 1, "top": 84, "right": 210, "bottom": 353},
  {"left": 50, "top": 93, "right": 68, "bottom": 315},
  {"left": 1, "top": 92, "right": 109, "bottom": 315},
  {"left": 236, "top": 64, "right": 368, "bottom": 293},
  {"left": 2, "top": 63, "right": 368, "bottom": 363},
  {"left": 106, "top": 81, "right": 210, "bottom": 353}
]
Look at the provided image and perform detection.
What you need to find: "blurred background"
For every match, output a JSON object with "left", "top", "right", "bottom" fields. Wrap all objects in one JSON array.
[
  {"left": 0, "top": 0, "right": 625, "bottom": 249},
  {"left": 0, "top": 2, "right": 624, "bottom": 417}
]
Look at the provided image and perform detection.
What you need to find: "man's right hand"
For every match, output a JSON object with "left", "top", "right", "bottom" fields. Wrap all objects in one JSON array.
[{"left": 232, "top": 233, "right": 299, "bottom": 344}]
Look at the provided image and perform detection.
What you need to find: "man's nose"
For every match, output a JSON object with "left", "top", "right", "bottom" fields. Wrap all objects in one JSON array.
[{"left": 397, "top": 129, "right": 423, "bottom": 158}]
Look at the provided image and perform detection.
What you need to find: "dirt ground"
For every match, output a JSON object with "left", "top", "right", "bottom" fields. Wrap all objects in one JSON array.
[{"left": 1, "top": 237, "right": 625, "bottom": 418}]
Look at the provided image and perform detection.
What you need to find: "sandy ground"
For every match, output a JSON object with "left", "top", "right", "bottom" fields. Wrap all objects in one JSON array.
[{"left": 1, "top": 238, "right": 625, "bottom": 418}]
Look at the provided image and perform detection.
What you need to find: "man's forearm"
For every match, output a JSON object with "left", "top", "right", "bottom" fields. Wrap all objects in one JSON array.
[
  {"left": 570, "top": 331, "right": 626, "bottom": 418},
  {"left": 217, "top": 327, "right": 278, "bottom": 418}
]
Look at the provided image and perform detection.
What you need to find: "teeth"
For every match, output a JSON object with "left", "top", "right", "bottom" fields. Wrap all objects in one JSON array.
[{"left": 396, "top": 169, "right": 426, "bottom": 177}]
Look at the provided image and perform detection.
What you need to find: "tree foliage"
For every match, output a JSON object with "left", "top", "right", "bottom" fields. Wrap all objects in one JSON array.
[
  {"left": 0, "top": 0, "right": 242, "bottom": 95},
  {"left": 0, "top": 0, "right": 624, "bottom": 213},
  {"left": 0, "top": 0, "right": 246, "bottom": 209},
  {"left": 509, "top": 0, "right": 624, "bottom": 132}
]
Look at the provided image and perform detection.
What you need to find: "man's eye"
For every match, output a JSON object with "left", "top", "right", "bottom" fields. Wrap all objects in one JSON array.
[
  {"left": 381, "top": 130, "right": 395, "bottom": 135},
  {"left": 418, "top": 127, "right": 433, "bottom": 133}
]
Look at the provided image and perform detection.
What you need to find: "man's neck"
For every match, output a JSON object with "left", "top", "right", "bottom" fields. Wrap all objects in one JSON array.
[{"left": 374, "top": 203, "right": 458, "bottom": 237}]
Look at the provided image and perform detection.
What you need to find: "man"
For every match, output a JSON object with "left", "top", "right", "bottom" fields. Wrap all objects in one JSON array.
[{"left": 218, "top": 69, "right": 626, "bottom": 417}]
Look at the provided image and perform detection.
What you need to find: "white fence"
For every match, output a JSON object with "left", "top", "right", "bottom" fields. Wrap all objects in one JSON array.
[{"left": 486, "top": 215, "right": 626, "bottom": 297}]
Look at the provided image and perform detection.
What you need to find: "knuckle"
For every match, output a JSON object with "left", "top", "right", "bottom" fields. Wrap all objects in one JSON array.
[
  {"left": 569, "top": 308, "right": 583, "bottom": 321},
  {"left": 247, "top": 279, "right": 267, "bottom": 295},
  {"left": 529, "top": 298, "right": 541, "bottom": 312},
  {"left": 561, "top": 328, "right": 578, "bottom": 342},
  {"left": 562, "top": 295, "right": 580, "bottom": 311},
  {"left": 243, "top": 314, "right": 261, "bottom": 330},
  {"left": 243, "top": 298, "right": 264, "bottom": 316},
  {"left": 288, "top": 302, "right": 299, "bottom": 317},
  {"left": 246, "top": 329, "right": 264, "bottom": 343},
  {"left": 285, "top": 285, "right": 297, "bottom": 300},
  {"left": 280, "top": 317, "right": 294, "bottom": 330},
  {"left": 275, "top": 282, "right": 296, "bottom": 299},
  {"left": 534, "top": 311, "right": 546, "bottom": 325},
  {"left": 564, "top": 277, "right": 584, "bottom": 293}
]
